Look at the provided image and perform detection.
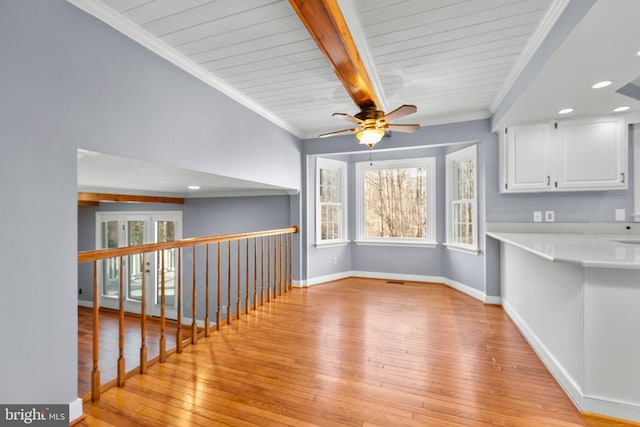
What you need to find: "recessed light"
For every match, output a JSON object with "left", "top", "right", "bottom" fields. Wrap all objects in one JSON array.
[
  {"left": 558, "top": 108, "right": 574, "bottom": 115},
  {"left": 613, "top": 106, "right": 631, "bottom": 112},
  {"left": 592, "top": 80, "right": 612, "bottom": 89},
  {"left": 187, "top": 185, "right": 200, "bottom": 190}
]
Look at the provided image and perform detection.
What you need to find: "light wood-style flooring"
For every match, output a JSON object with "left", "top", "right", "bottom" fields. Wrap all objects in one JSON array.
[
  {"left": 77, "top": 278, "right": 632, "bottom": 426},
  {"left": 78, "top": 307, "right": 182, "bottom": 396}
]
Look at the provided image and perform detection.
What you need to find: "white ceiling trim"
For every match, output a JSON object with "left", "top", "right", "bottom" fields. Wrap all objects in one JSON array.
[
  {"left": 66, "top": 0, "right": 303, "bottom": 138},
  {"left": 489, "top": 0, "right": 571, "bottom": 113},
  {"left": 337, "top": 0, "right": 388, "bottom": 113}
]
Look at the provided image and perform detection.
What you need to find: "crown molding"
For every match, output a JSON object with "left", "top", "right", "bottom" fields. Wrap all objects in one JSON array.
[
  {"left": 66, "top": 0, "right": 302, "bottom": 138},
  {"left": 489, "top": 0, "right": 572, "bottom": 113}
]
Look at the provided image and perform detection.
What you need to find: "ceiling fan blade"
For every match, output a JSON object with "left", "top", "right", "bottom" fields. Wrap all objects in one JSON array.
[
  {"left": 382, "top": 104, "right": 417, "bottom": 122},
  {"left": 385, "top": 123, "right": 420, "bottom": 133},
  {"left": 332, "top": 112, "right": 364, "bottom": 124},
  {"left": 318, "top": 128, "right": 359, "bottom": 138}
]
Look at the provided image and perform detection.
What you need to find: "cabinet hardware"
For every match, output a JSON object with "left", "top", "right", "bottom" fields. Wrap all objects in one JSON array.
[
  {"left": 547, "top": 176, "right": 550, "bottom": 186},
  {"left": 621, "top": 172, "right": 625, "bottom": 183},
  {"left": 555, "top": 181, "right": 558, "bottom": 188}
]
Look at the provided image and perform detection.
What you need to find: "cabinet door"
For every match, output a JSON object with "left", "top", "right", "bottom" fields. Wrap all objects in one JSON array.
[
  {"left": 503, "top": 123, "right": 553, "bottom": 192},
  {"left": 556, "top": 118, "right": 627, "bottom": 190}
]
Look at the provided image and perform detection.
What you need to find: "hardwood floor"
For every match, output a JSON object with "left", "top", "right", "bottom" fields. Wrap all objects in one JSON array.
[
  {"left": 77, "top": 278, "right": 630, "bottom": 426},
  {"left": 78, "top": 307, "right": 182, "bottom": 396}
]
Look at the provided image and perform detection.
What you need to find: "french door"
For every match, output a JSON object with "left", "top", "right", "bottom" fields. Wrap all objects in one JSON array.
[{"left": 97, "top": 211, "right": 182, "bottom": 319}]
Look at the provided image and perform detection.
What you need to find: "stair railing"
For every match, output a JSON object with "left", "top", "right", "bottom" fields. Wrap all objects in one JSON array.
[{"left": 78, "top": 226, "right": 298, "bottom": 402}]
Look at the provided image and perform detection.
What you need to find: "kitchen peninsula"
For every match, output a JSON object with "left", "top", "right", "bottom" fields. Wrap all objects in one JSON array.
[{"left": 487, "top": 223, "right": 640, "bottom": 423}]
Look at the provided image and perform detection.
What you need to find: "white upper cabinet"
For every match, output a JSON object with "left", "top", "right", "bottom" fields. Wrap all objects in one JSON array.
[
  {"left": 500, "top": 117, "right": 627, "bottom": 193},
  {"left": 503, "top": 123, "right": 554, "bottom": 192},
  {"left": 555, "top": 118, "right": 627, "bottom": 190}
]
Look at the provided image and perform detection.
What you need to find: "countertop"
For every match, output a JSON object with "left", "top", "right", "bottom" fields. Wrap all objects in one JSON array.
[{"left": 487, "top": 230, "right": 640, "bottom": 269}]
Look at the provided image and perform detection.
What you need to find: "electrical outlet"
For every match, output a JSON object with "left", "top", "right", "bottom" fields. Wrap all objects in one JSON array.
[
  {"left": 332, "top": 256, "right": 337, "bottom": 265},
  {"left": 221, "top": 306, "right": 227, "bottom": 314},
  {"left": 533, "top": 211, "right": 542, "bottom": 223},
  {"left": 616, "top": 209, "right": 626, "bottom": 221},
  {"left": 545, "top": 211, "right": 555, "bottom": 222}
]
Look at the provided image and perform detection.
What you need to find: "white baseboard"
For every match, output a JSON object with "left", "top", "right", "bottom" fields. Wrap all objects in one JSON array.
[
  {"left": 299, "top": 271, "right": 353, "bottom": 287},
  {"left": 483, "top": 295, "right": 502, "bottom": 305},
  {"left": 304, "top": 270, "right": 499, "bottom": 305},
  {"left": 502, "top": 299, "right": 583, "bottom": 410},
  {"left": 70, "top": 397, "right": 83, "bottom": 423},
  {"left": 440, "top": 276, "right": 485, "bottom": 301},
  {"left": 77, "top": 299, "right": 93, "bottom": 308},
  {"left": 582, "top": 395, "right": 640, "bottom": 422},
  {"left": 351, "top": 271, "right": 443, "bottom": 284},
  {"left": 182, "top": 317, "right": 208, "bottom": 328}
]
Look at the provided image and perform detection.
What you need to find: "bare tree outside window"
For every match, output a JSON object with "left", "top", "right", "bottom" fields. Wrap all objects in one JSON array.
[
  {"left": 452, "top": 158, "right": 475, "bottom": 244},
  {"left": 316, "top": 158, "right": 347, "bottom": 243},
  {"left": 446, "top": 145, "right": 477, "bottom": 250},
  {"left": 363, "top": 167, "right": 427, "bottom": 238},
  {"left": 319, "top": 168, "right": 341, "bottom": 240}
]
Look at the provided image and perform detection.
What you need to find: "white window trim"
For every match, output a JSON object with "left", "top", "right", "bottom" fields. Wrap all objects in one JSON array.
[
  {"left": 445, "top": 145, "right": 478, "bottom": 252},
  {"left": 315, "top": 157, "right": 348, "bottom": 245},
  {"left": 633, "top": 123, "right": 640, "bottom": 222},
  {"left": 355, "top": 157, "right": 437, "bottom": 246}
]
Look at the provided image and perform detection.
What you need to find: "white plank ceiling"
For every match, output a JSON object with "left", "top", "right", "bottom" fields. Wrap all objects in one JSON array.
[
  {"left": 72, "top": 0, "right": 555, "bottom": 137},
  {"left": 70, "top": 0, "right": 640, "bottom": 196}
]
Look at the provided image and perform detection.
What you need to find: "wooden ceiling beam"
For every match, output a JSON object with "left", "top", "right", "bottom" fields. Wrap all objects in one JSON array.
[
  {"left": 289, "top": 0, "right": 380, "bottom": 111},
  {"left": 78, "top": 192, "right": 185, "bottom": 205}
]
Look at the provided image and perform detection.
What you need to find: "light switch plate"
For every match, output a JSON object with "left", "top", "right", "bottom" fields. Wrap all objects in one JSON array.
[
  {"left": 616, "top": 209, "right": 626, "bottom": 221},
  {"left": 545, "top": 211, "right": 555, "bottom": 222},
  {"left": 533, "top": 211, "right": 542, "bottom": 223}
]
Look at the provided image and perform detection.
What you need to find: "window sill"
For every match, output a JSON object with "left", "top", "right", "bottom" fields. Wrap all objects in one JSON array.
[
  {"left": 314, "top": 240, "right": 350, "bottom": 248},
  {"left": 443, "top": 243, "right": 479, "bottom": 255},
  {"left": 355, "top": 240, "right": 438, "bottom": 248}
]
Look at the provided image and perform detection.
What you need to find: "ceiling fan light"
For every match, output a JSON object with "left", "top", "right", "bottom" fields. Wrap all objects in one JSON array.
[{"left": 356, "top": 128, "right": 384, "bottom": 147}]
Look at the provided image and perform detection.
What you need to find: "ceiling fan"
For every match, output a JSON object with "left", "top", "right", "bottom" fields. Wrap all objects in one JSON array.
[
  {"left": 318, "top": 104, "right": 420, "bottom": 148},
  {"left": 289, "top": 0, "right": 420, "bottom": 148}
]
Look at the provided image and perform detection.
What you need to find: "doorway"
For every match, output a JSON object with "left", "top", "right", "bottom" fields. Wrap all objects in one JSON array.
[{"left": 96, "top": 211, "right": 182, "bottom": 319}]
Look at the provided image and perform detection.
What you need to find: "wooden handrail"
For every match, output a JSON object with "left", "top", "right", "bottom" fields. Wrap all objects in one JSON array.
[{"left": 78, "top": 226, "right": 298, "bottom": 263}]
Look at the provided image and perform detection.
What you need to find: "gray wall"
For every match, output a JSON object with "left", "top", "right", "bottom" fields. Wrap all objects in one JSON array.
[
  {"left": 0, "top": 0, "right": 300, "bottom": 406},
  {"left": 302, "top": 120, "right": 491, "bottom": 293}
]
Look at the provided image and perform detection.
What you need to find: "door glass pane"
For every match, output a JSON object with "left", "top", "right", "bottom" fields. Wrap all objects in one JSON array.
[
  {"left": 156, "top": 221, "right": 176, "bottom": 306},
  {"left": 101, "top": 221, "right": 119, "bottom": 297},
  {"left": 127, "top": 220, "right": 144, "bottom": 302}
]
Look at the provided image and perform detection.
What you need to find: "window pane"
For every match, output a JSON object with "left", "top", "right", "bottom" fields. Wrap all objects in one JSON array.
[
  {"left": 320, "top": 169, "right": 340, "bottom": 203},
  {"left": 363, "top": 167, "right": 427, "bottom": 238},
  {"left": 101, "top": 221, "right": 119, "bottom": 297},
  {"left": 456, "top": 159, "right": 475, "bottom": 199},
  {"left": 452, "top": 201, "right": 474, "bottom": 245},
  {"left": 321, "top": 205, "right": 340, "bottom": 240},
  {"left": 127, "top": 221, "right": 144, "bottom": 302},
  {"left": 156, "top": 221, "right": 176, "bottom": 306},
  {"left": 318, "top": 161, "right": 344, "bottom": 242}
]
